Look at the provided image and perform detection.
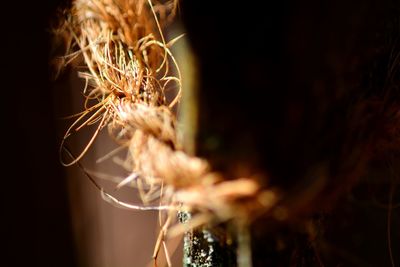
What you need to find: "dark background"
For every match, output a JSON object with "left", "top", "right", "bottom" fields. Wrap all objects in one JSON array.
[
  {"left": 181, "top": 0, "right": 400, "bottom": 266},
  {"left": 0, "top": 0, "right": 77, "bottom": 266}
]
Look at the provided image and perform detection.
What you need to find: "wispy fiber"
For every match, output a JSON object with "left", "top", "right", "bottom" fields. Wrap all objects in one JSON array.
[{"left": 53, "top": 0, "right": 276, "bottom": 264}]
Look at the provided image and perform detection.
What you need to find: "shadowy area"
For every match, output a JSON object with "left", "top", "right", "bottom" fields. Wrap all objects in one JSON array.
[
  {"left": 181, "top": 0, "right": 400, "bottom": 266},
  {"left": 0, "top": 1, "right": 77, "bottom": 266}
]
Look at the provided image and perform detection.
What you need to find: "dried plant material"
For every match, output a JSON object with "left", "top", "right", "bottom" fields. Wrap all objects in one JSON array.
[
  {"left": 56, "top": 0, "right": 182, "bottom": 166},
  {"left": 53, "top": 0, "right": 279, "bottom": 264},
  {"left": 54, "top": 0, "right": 273, "bottom": 213}
]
